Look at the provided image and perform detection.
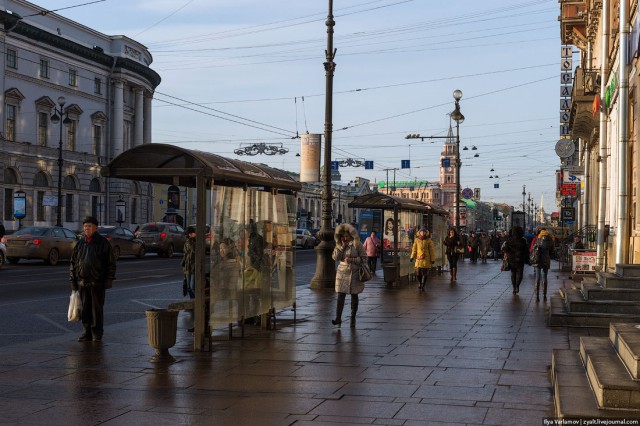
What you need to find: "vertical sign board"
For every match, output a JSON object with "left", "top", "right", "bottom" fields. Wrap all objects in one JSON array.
[
  {"left": 13, "top": 190, "right": 26, "bottom": 220},
  {"left": 300, "top": 133, "right": 321, "bottom": 182},
  {"left": 115, "top": 199, "right": 126, "bottom": 225},
  {"left": 561, "top": 45, "right": 572, "bottom": 140}
]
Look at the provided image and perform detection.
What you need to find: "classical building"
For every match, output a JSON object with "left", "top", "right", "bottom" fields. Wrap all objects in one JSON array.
[{"left": 0, "top": 0, "right": 160, "bottom": 231}]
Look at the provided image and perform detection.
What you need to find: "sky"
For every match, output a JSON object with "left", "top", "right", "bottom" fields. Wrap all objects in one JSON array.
[{"left": 52, "top": 0, "right": 561, "bottom": 211}]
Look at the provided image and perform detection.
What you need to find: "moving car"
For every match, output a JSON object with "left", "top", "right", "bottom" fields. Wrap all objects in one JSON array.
[
  {"left": 1, "top": 226, "right": 78, "bottom": 265},
  {"left": 0, "top": 242, "right": 6, "bottom": 269},
  {"left": 98, "top": 226, "right": 146, "bottom": 259},
  {"left": 135, "top": 222, "right": 186, "bottom": 257},
  {"left": 296, "top": 229, "right": 315, "bottom": 248}
]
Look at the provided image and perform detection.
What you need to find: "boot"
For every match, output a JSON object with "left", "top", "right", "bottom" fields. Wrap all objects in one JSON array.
[
  {"left": 452, "top": 268, "right": 457, "bottom": 281},
  {"left": 543, "top": 281, "right": 548, "bottom": 301},
  {"left": 535, "top": 283, "right": 540, "bottom": 302},
  {"left": 332, "top": 293, "right": 345, "bottom": 326},
  {"left": 350, "top": 295, "right": 359, "bottom": 328}
]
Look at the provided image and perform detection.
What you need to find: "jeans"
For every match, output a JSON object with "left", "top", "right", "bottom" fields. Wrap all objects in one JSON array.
[
  {"left": 534, "top": 267, "right": 549, "bottom": 286},
  {"left": 186, "top": 273, "right": 195, "bottom": 299}
]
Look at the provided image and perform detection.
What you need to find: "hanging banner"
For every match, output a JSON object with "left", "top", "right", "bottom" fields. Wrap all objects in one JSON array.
[{"left": 300, "top": 133, "right": 321, "bottom": 182}]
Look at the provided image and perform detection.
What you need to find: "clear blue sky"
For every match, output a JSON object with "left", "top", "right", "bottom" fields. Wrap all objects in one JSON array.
[{"left": 53, "top": 0, "right": 560, "bottom": 210}]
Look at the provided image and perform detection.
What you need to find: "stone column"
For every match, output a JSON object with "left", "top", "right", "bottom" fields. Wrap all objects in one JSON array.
[
  {"left": 143, "top": 94, "right": 152, "bottom": 144},
  {"left": 111, "top": 80, "right": 124, "bottom": 158},
  {"left": 134, "top": 88, "right": 143, "bottom": 147}
]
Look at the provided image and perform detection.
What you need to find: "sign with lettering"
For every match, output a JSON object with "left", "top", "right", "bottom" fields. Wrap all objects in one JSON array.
[{"left": 561, "top": 184, "right": 577, "bottom": 196}]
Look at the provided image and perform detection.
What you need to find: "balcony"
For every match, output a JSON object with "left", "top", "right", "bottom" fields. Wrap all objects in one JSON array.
[
  {"left": 559, "top": 0, "right": 588, "bottom": 47},
  {"left": 570, "top": 67, "right": 600, "bottom": 140}
]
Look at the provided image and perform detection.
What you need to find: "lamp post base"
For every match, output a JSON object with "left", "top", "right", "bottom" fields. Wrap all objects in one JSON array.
[{"left": 310, "top": 229, "right": 336, "bottom": 289}]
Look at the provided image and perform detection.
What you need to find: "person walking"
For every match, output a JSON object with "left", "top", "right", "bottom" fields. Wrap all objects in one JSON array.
[
  {"left": 443, "top": 228, "right": 462, "bottom": 282},
  {"left": 362, "top": 230, "right": 381, "bottom": 275},
  {"left": 479, "top": 231, "right": 491, "bottom": 263},
  {"left": 69, "top": 216, "right": 116, "bottom": 342},
  {"left": 410, "top": 227, "right": 435, "bottom": 290},
  {"left": 331, "top": 223, "right": 367, "bottom": 328},
  {"left": 468, "top": 231, "right": 479, "bottom": 264},
  {"left": 531, "top": 228, "right": 554, "bottom": 301},
  {"left": 502, "top": 226, "right": 529, "bottom": 295},
  {"left": 182, "top": 226, "right": 196, "bottom": 299}
]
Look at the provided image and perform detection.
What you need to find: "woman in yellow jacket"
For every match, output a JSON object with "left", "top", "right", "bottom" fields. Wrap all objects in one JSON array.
[{"left": 410, "top": 227, "right": 435, "bottom": 290}]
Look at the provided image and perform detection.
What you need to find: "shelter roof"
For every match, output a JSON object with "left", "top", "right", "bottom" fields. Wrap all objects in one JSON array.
[
  {"left": 101, "top": 144, "right": 301, "bottom": 191},
  {"left": 348, "top": 192, "right": 448, "bottom": 215}
]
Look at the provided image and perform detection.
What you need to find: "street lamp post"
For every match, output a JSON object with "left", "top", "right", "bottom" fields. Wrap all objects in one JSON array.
[
  {"left": 521, "top": 185, "right": 526, "bottom": 230},
  {"left": 50, "top": 96, "right": 71, "bottom": 227},
  {"left": 310, "top": 0, "right": 337, "bottom": 289},
  {"left": 451, "top": 90, "right": 464, "bottom": 232}
]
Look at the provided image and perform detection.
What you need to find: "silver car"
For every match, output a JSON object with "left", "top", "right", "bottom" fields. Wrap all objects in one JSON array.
[{"left": 2, "top": 226, "right": 78, "bottom": 265}]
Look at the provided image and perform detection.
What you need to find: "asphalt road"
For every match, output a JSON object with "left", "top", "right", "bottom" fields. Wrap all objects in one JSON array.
[{"left": 0, "top": 248, "right": 318, "bottom": 348}]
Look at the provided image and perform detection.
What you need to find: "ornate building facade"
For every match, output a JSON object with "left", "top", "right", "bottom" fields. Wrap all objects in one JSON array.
[{"left": 0, "top": 0, "right": 160, "bottom": 232}]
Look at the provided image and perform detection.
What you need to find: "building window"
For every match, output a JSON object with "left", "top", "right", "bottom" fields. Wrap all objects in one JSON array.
[
  {"left": 4, "top": 188, "right": 13, "bottom": 221},
  {"left": 36, "top": 191, "right": 45, "bottom": 221},
  {"left": 94, "top": 77, "right": 102, "bottom": 94},
  {"left": 91, "top": 195, "right": 99, "bottom": 219},
  {"left": 39, "top": 59, "right": 49, "bottom": 78},
  {"left": 93, "top": 124, "right": 102, "bottom": 156},
  {"left": 6, "top": 48, "right": 17, "bottom": 69},
  {"left": 66, "top": 120, "right": 76, "bottom": 151},
  {"left": 37, "top": 112, "right": 48, "bottom": 146},
  {"left": 123, "top": 120, "right": 131, "bottom": 150},
  {"left": 5, "top": 104, "right": 15, "bottom": 141},
  {"left": 69, "top": 69, "right": 77, "bottom": 86},
  {"left": 65, "top": 194, "right": 73, "bottom": 223},
  {"left": 132, "top": 198, "right": 137, "bottom": 224}
]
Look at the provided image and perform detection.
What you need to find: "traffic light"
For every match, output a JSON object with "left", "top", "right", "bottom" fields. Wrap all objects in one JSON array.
[
  {"left": 296, "top": 211, "right": 301, "bottom": 221},
  {"left": 493, "top": 208, "right": 500, "bottom": 221}
]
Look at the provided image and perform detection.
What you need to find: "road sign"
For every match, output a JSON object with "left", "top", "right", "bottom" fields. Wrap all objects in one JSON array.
[
  {"left": 461, "top": 188, "right": 473, "bottom": 199},
  {"left": 441, "top": 158, "right": 451, "bottom": 168},
  {"left": 364, "top": 161, "right": 374, "bottom": 170},
  {"left": 331, "top": 161, "right": 339, "bottom": 170},
  {"left": 561, "top": 207, "right": 575, "bottom": 221},
  {"left": 401, "top": 160, "right": 410, "bottom": 169}
]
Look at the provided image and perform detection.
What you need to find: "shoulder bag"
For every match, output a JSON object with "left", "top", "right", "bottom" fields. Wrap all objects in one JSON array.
[{"left": 359, "top": 264, "right": 372, "bottom": 282}]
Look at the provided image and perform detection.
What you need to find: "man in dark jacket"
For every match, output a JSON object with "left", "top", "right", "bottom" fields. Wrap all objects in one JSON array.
[{"left": 70, "top": 216, "right": 116, "bottom": 342}]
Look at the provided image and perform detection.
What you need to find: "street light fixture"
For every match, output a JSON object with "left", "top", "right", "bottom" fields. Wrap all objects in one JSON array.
[
  {"left": 50, "top": 96, "right": 71, "bottom": 227},
  {"left": 521, "top": 185, "right": 526, "bottom": 230},
  {"left": 451, "top": 89, "right": 464, "bottom": 232}
]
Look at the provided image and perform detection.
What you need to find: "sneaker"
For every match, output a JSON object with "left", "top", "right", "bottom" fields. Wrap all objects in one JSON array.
[{"left": 78, "top": 334, "right": 92, "bottom": 342}]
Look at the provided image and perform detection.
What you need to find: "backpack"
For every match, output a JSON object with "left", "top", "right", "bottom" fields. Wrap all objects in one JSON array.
[{"left": 529, "top": 241, "right": 541, "bottom": 266}]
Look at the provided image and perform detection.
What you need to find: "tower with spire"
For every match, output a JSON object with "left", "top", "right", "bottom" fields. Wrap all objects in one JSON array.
[{"left": 439, "top": 123, "right": 458, "bottom": 225}]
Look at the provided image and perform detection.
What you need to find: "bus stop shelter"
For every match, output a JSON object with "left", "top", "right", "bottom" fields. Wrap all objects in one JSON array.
[
  {"left": 101, "top": 144, "right": 301, "bottom": 351},
  {"left": 349, "top": 193, "right": 449, "bottom": 286}
]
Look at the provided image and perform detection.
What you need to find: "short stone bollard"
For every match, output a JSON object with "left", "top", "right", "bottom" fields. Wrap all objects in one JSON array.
[{"left": 145, "top": 309, "right": 178, "bottom": 363}]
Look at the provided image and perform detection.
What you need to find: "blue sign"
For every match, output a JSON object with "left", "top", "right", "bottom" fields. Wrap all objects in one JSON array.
[
  {"left": 331, "top": 161, "right": 339, "bottom": 170},
  {"left": 494, "top": 183, "right": 499, "bottom": 188},
  {"left": 409, "top": 186, "right": 414, "bottom": 191},
  {"left": 401, "top": 160, "right": 410, "bottom": 169},
  {"left": 442, "top": 158, "right": 451, "bottom": 168},
  {"left": 364, "top": 160, "right": 374, "bottom": 170},
  {"left": 13, "top": 190, "right": 26, "bottom": 219}
]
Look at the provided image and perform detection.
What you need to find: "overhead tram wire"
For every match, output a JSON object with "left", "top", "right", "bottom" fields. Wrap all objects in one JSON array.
[{"left": 22, "top": 0, "right": 106, "bottom": 17}]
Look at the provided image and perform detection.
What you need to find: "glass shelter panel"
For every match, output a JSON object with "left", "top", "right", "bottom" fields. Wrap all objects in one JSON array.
[
  {"left": 209, "top": 186, "right": 295, "bottom": 329},
  {"left": 397, "top": 211, "right": 422, "bottom": 277}
]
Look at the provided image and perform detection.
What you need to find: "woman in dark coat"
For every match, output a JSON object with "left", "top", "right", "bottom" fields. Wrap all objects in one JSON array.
[
  {"left": 502, "top": 226, "right": 529, "bottom": 294},
  {"left": 530, "top": 228, "right": 555, "bottom": 301},
  {"left": 443, "top": 228, "right": 462, "bottom": 282},
  {"left": 332, "top": 223, "right": 367, "bottom": 328}
]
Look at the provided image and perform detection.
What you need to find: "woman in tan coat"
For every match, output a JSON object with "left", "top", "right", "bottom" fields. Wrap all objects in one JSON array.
[
  {"left": 410, "top": 227, "right": 435, "bottom": 290},
  {"left": 331, "top": 223, "right": 367, "bottom": 328}
]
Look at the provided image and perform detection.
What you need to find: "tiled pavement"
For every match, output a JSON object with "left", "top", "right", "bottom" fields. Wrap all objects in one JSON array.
[{"left": 0, "top": 259, "right": 607, "bottom": 425}]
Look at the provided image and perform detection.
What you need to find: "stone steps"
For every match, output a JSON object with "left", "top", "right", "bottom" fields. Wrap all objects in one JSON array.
[
  {"left": 617, "top": 264, "right": 640, "bottom": 278},
  {"left": 581, "top": 282, "right": 640, "bottom": 302},
  {"left": 552, "top": 323, "right": 640, "bottom": 417},
  {"left": 598, "top": 272, "right": 640, "bottom": 289},
  {"left": 549, "top": 295, "right": 640, "bottom": 328},
  {"left": 561, "top": 288, "right": 640, "bottom": 315},
  {"left": 551, "top": 349, "right": 639, "bottom": 419}
]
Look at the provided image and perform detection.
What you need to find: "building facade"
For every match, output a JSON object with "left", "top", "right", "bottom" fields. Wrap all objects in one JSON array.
[{"left": 0, "top": 0, "right": 160, "bottom": 232}]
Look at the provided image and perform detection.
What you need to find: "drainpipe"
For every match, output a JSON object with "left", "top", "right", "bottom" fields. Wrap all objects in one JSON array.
[
  {"left": 597, "top": 0, "right": 609, "bottom": 269},
  {"left": 615, "top": 0, "right": 630, "bottom": 265}
]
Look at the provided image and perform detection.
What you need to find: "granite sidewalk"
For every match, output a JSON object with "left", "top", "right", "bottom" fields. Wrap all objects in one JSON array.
[{"left": 0, "top": 259, "right": 604, "bottom": 425}]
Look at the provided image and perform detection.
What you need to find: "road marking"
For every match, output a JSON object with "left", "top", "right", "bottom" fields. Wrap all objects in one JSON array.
[
  {"left": 130, "top": 299, "right": 163, "bottom": 309},
  {"left": 35, "top": 314, "right": 74, "bottom": 333}
]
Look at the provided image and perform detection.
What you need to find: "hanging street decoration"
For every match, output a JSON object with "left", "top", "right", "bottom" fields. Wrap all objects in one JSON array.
[
  {"left": 234, "top": 143, "right": 289, "bottom": 156},
  {"left": 338, "top": 158, "right": 365, "bottom": 167}
]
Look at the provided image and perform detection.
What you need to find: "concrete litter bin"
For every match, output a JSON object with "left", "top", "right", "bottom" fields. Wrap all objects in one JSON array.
[
  {"left": 382, "top": 264, "right": 397, "bottom": 285},
  {"left": 146, "top": 309, "right": 179, "bottom": 363}
]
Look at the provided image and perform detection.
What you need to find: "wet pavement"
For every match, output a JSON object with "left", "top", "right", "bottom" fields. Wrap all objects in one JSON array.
[{"left": 0, "top": 258, "right": 605, "bottom": 425}]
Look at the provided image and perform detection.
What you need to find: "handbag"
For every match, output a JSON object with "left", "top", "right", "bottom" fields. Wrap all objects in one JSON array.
[
  {"left": 67, "top": 290, "right": 81, "bottom": 322},
  {"left": 454, "top": 245, "right": 465, "bottom": 255},
  {"left": 359, "top": 264, "right": 372, "bottom": 282},
  {"left": 501, "top": 254, "right": 511, "bottom": 272}
]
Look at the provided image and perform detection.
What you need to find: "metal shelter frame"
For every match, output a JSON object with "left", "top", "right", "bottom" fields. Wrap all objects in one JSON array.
[{"left": 101, "top": 144, "right": 301, "bottom": 351}]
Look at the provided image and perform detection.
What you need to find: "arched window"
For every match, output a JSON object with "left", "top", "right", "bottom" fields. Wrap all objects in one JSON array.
[
  {"left": 4, "top": 168, "right": 18, "bottom": 184},
  {"left": 63, "top": 175, "right": 76, "bottom": 190},
  {"left": 89, "top": 178, "right": 101, "bottom": 193},
  {"left": 34, "top": 171, "right": 49, "bottom": 187}
]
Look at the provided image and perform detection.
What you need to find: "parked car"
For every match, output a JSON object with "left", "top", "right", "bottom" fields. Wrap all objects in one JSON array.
[
  {"left": 135, "top": 222, "right": 186, "bottom": 257},
  {"left": 0, "top": 242, "right": 6, "bottom": 269},
  {"left": 97, "top": 226, "right": 146, "bottom": 260},
  {"left": 1, "top": 226, "right": 78, "bottom": 265},
  {"left": 296, "top": 229, "right": 315, "bottom": 248}
]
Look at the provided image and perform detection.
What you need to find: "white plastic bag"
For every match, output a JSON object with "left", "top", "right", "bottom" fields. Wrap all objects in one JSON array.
[{"left": 67, "top": 290, "right": 81, "bottom": 322}]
